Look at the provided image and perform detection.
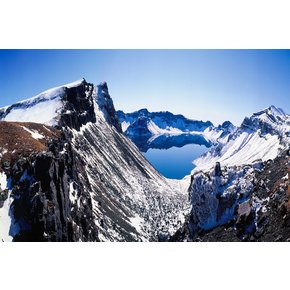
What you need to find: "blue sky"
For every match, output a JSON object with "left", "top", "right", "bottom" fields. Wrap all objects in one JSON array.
[{"left": 0, "top": 49, "right": 289, "bottom": 125}]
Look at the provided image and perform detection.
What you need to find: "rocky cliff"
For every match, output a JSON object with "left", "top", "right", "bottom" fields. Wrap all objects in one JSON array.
[
  {"left": 171, "top": 106, "right": 290, "bottom": 242},
  {"left": 0, "top": 79, "right": 189, "bottom": 242}
]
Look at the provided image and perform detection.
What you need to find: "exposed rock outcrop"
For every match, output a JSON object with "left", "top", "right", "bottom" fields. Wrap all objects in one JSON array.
[{"left": 0, "top": 79, "right": 188, "bottom": 242}]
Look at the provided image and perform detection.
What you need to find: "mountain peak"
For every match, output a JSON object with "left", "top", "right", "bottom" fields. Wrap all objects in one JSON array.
[
  {"left": 0, "top": 79, "right": 123, "bottom": 132},
  {"left": 138, "top": 108, "right": 150, "bottom": 116},
  {"left": 267, "top": 105, "right": 285, "bottom": 117},
  {"left": 97, "top": 81, "right": 109, "bottom": 94},
  {"left": 95, "top": 81, "right": 122, "bottom": 133},
  {"left": 253, "top": 105, "right": 286, "bottom": 120}
]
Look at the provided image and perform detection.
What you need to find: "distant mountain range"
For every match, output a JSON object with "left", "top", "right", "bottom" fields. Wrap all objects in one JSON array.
[{"left": 117, "top": 109, "right": 235, "bottom": 152}]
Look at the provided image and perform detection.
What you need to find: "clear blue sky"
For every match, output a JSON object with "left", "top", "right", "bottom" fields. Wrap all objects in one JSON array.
[{"left": 0, "top": 49, "right": 289, "bottom": 125}]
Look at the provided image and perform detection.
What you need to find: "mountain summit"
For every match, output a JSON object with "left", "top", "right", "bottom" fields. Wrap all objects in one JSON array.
[{"left": 0, "top": 79, "right": 188, "bottom": 242}]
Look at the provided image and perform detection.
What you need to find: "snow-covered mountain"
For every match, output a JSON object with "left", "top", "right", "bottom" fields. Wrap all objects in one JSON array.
[
  {"left": 0, "top": 79, "right": 189, "bottom": 242},
  {"left": 117, "top": 109, "right": 235, "bottom": 152},
  {"left": 194, "top": 105, "right": 290, "bottom": 171},
  {"left": 118, "top": 109, "right": 213, "bottom": 133},
  {"left": 172, "top": 105, "right": 290, "bottom": 241},
  {"left": 1, "top": 77, "right": 289, "bottom": 242}
]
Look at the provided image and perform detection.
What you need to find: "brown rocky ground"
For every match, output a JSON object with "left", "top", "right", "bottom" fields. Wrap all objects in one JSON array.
[{"left": 0, "top": 121, "right": 60, "bottom": 169}]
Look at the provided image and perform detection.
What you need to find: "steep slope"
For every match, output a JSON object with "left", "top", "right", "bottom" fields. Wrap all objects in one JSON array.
[
  {"left": 172, "top": 149, "right": 290, "bottom": 241},
  {"left": 194, "top": 106, "right": 290, "bottom": 171},
  {"left": 0, "top": 79, "right": 188, "bottom": 242},
  {"left": 0, "top": 122, "right": 61, "bottom": 241},
  {"left": 172, "top": 106, "right": 290, "bottom": 241}
]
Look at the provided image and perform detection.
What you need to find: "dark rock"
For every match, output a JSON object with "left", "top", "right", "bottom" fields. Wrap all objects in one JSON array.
[{"left": 214, "top": 162, "right": 222, "bottom": 177}]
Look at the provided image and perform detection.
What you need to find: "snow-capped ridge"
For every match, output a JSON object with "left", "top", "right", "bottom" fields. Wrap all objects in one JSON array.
[
  {"left": 117, "top": 108, "right": 218, "bottom": 151},
  {"left": 11, "top": 78, "right": 86, "bottom": 106},
  {"left": 193, "top": 105, "right": 290, "bottom": 172},
  {"left": 254, "top": 105, "right": 286, "bottom": 119},
  {"left": 0, "top": 78, "right": 88, "bottom": 126}
]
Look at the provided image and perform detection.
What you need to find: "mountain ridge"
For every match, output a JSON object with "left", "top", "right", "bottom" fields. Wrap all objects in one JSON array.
[
  {"left": 1, "top": 78, "right": 289, "bottom": 242},
  {"left": 0, "top": 79, "right": 189, "bottom": 242},
  {"left": 117, "top": 108, "right": 235, "bottom": 152},
  {"left": 172, "top": 104, "right": 290, "bottom": 241}
]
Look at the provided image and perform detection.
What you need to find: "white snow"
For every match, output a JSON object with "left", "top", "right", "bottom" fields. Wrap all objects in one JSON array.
[
  {"left": 4, "top": 94, "right": 63, "bottom": 125},
  {"left": 129, "top": 215, "right": 144, "bottom": 233},
  {"left": 0, "top": 171, "right": 7, "bottom": 190},
  {"left": 63, "top": 79, "right": 85, "bottom": 88},
  {"left": 21, "top": 126, "right": 45, "bottom": 140},
  {"left": 0, "top": 172, "right": 15, "bottom": 242},
  {"left": 69, "top": 181, "right": 78, "bottom": 204},
  {"left": 121, "top": 121, "right": 130, "bottom": 132},
  {"left": 194, "top": 114, "right": 289, "bottom": 172},
  {"left": 0, "top": 148, "right": 8, "bottom": 158},
  {"left": 0, "top": 79, "right": 86, "bottom": 126}
]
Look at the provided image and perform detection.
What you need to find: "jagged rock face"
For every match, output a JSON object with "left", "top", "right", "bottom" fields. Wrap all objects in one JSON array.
[
  {"left": 241, "top": 105, "right": 289, "bottom": 136},
  {"left": 172, "top": 148, "right": 290, "bottom": 242},
  {"left": 60, "top": 81, "right": 96, "bottom": 131},
  {"left": 187, "top": 164, "right": 255, "bottom": 233},
  {"left": 0, "top": 112, "right": 97, "bottom": 241},
  {"left": 95, "top": 82, "right": 122, "bottom": 133},
  {"left": 126, "top": 116, "right": 152, "bottom": 139},
  {"left": 0, "top": 79, "right": 188, "bottom": 242},
  {"left": 1, "top": 131, "right": 99, "bottom": 242},
  {"left": 68, "top": 119, "right": 188, "bottom": 241},
  {"left": 216, "top": 121, "right": 235, "bottom": 139}
]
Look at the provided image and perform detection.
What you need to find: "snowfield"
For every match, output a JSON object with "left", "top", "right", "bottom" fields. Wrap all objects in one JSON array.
[{"left": 0, "top": 79, "right": 85, "bottom": 126}]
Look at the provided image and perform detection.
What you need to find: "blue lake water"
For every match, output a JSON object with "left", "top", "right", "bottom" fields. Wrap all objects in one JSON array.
[{"left": 144, "top": 143, "right": 209, "bottom": 179}]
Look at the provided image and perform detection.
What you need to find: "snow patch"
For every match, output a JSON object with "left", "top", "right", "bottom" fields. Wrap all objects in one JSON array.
[
  {"left": 4, "top": 96, "right": 63, "bottom": 125},
  {"left": 21, "top": 126, "right": 45, "bottom": 140},
  {"left": 69, "top": 181, "right": 78, "bottom": 204},
  {"left": 0, "top": 173, "right": 19, "bottom": 242},
  {"left": 121, "top": 121, "right": 130, "bottom": 132}
]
